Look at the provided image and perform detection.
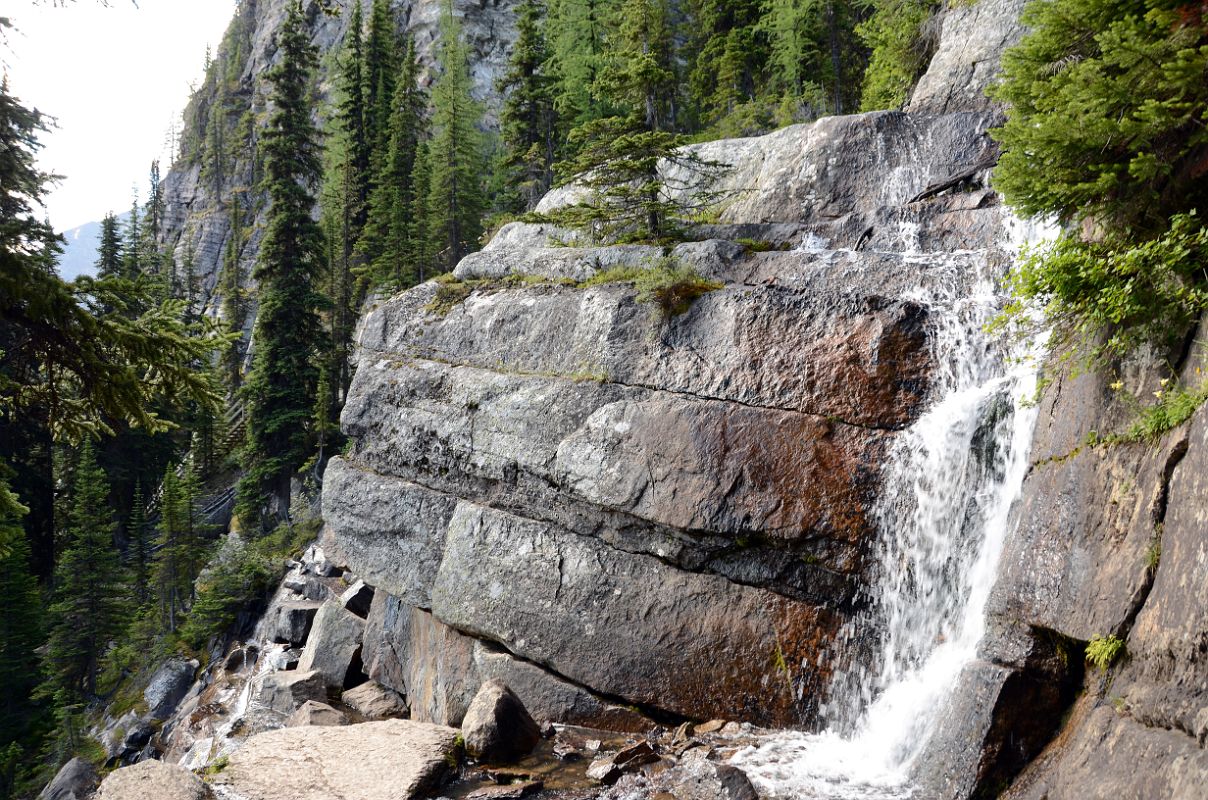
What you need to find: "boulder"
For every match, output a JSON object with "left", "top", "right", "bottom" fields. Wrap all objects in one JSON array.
[
  {"left": 602, "top": 754, "right": 758, "bottom": 800},
  {"left": 283, "top": 573, "right": 328, "bottom": 601},
  {"left": 341, "top": 681, "right": 408, "bottom": 720},
  {"left": 272, "top": 600, "right": 322, "bottom": 646},
  {"left": 301, "top": 543, "right": 341, "bottom": 577},
  {"left": 586, "top": 741, "right": 660, "bottom": 785},
  {"left": 297, "top": 601, "right": 366, "bottom": 689},
  {"left": 97, "top": 761, "right": 210, "bottom": 800},
  {"left": 38, "top": 758, "right": 98, "bottom": 800},
  {"left": 216, "top": 719, "right": 461, "bottom": 800},
  {"left": 461, "top": 679, "right": 542, "bottom": 763},
  {"left": 286, "top": 700, "right": 348, "bottom": 727},
  {"left": 143, "top": 658, "right": 198, "bottom": 720},
  {"left": 257, "top": 669, "right": 327, "bottom": 716},
  {"left": 339, "top": 579, "right": 375, "bottom": 618}
]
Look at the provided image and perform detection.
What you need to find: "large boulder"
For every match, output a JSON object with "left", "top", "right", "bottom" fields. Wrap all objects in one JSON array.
[
  {"left": 144, "top": 658, "right": 198, "bottom": 720},
  {"left": 341, "top": 681, "right": 408, "bottom": 720},
  {"left": 461, "top": 679, "right": 542, "bottom": 763},
  {"left": 297, "top": 601, "right": 366, "bottom": 689},
  {"left": 257, "top": 669, "right": 327, "bottom": 716},
  {"left": 38, "top": 758, "right": 98, "bottom": 800},
  {"left": 97, "top": 761, "right": 210, "bottom": 800},
  {"left": 287, "top": 700, "right": 348, "bottom": 727},
  {"left": 215, "top": 719, "right": 461, "bottom": 800},
  {"left": 272, "top": 600, "right": 322, "bottom": 646}
]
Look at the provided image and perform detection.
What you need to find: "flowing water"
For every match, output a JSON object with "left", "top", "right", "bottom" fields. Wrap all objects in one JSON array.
[{"left": 732, "top": 218, "right": 1054, "bottom": 798}]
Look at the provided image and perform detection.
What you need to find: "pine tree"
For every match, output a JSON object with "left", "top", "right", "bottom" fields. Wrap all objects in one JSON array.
[
  {"left": 497, "top": 0, "right": 558, "bottom": 212},
  {"left": 127, "top": 482, "right": 151, "bottom": 606},
  {"left": 364, "top": 0, "right": 399, "bottom": 180},
  {"left": 121, "top": 198, "right": 142, "bottom": 280},
  {"left": 409, "top": 139, "right": 436, "bottom": 283},
  {"left": 153, "top": 462, "right": 207, "bottom": 632},
  {"left": 41, "top": 441, "right": 125, "bottom": 701},
  {"left": 552, "top": 0, "right": 726, "bottom": 241},
  {"left": 425, "top": 6, "right": 489, "bottom": 274},
  {"left": 146, "top": 161, "right": 164, "bottom": 242},
  {"left": 338, "top": 1, "right": 371, "bottom": 235},
  {"left": 546, "top": 0, "right": 620, "bottom": 134},
  {"left": 219, "top": 203, "right": 248, "bottom": 394},
  {"left": 237, "top": 0, "right": 328, "bottom": 526},
  {"left": 684, "top": 0, "right": 768, "bottom": 132},
  {"left": 360, "top": 39, "right": 428, "bottom": 287},
  {"left": 94, "top": 212, "right": 123, "bottom": 279},
  {"left": 0, "top": 468, "right": 42, "bottom": 763}
]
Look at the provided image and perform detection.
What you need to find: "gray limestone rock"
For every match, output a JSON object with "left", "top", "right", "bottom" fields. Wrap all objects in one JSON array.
[
  {"left": 297, "top": 601, "right": 366, "bottom": 690},
  {"left": 461, "top": 679, "right": 542, "bottom": 764},
  {"left": 272, "top": 600, "right": 322, "bottom": 646},
  {"left": 257, "top": 669, "right": 327, "bottom": 716},
  {"left": 429, "top": 502, "right": 840, "bottom": 726},
  {"left": 341, "top": 681, "right": 408, "bottom": 720}
]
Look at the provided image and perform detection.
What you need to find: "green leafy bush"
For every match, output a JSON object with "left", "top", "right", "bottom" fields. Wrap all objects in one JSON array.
[{"left": 1086, "top": 634, "right": 1125, "bottom": 672}]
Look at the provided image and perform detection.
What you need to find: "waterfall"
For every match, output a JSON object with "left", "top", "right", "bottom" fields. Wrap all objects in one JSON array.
[{"left": 731, "top": 217, "right": 1054, "bottom": 799}]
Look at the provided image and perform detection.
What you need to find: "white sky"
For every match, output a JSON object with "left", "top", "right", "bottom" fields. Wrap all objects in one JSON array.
[{"left": 3, "top": 1, "right": 234, "bottom": 230}]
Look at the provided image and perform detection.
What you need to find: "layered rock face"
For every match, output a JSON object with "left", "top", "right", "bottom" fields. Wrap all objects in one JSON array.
[{"left": 323, "top": 106, "right": 1017, "bottom": 730}]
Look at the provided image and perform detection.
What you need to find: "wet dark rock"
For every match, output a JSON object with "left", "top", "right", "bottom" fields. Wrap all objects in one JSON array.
[
  {"left": 283, "top": 573, "right": 329, "bottom": 601},
  {"left": 144, "top": 658, "right": 198, "bottom": 720},
  {"left": 602, "top": 754, "right": 758, "bottom": 800},
  {"left": 38, "top": 757, "right": 98, "bottom": 800},
  {"left": 466, "top": 782, "right": 545, "bottom": 800},
  {"left": 462, "top": 679, "right": 543, "bottom": 764},
  {"left": 224, "top": 643, "right": 260, "bottom": 672},
  {"left": 272, "top": 600, "right": 322, "bottom": 646},
  {"left": 587, "top": 742, "right": 660, "bottom": 785},
  {"left": 340, "top": 579, "right": 375, "bottom": 618}
]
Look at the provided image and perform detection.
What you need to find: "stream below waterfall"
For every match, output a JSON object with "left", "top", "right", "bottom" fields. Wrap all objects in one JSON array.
[{"left": 731, "top": 218, "right": 1056, "bottom": 799}]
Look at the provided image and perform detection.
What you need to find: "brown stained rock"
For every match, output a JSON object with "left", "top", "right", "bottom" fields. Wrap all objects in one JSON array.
[
  {"left": 97, "top": 761, "right": 210, "bottom": 800},
  {"left": 431, "top": 503, "right": 842, "bottom": 727},
  {"left": 218, "top": 719, "right": 461, "bottom": 800},
  {"left": 462, "top": 680, "right": 542, "bottom": 763}
]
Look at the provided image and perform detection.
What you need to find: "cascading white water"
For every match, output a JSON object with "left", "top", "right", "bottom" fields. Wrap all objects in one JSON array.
[{"left": 731, "top": 219, "right": 1054, "bottom": 799}]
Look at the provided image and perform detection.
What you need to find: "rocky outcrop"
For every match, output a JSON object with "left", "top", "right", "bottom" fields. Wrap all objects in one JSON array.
[
  {"left": 213, "top": 719, "right": 462, "bottom": 800},
  {"left": 920, "top": 324, "right": 1208, "bottom": 797},
  {"left": 322, "top": 100, "right": 1024, "bottom": 732}
]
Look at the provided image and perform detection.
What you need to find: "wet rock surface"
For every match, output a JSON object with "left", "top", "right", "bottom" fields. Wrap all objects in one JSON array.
[{"left": 923, "top": 328, "right": 1208, "bottom": 796}]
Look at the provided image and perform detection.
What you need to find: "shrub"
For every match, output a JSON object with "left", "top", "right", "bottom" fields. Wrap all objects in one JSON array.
[
  {"left": 584, "top": 258, "right": 723, "bottom": 317},
  {"left": 993, "top": 213, "right": 1208, "bottom": 366},
  {"left": 1086, "top": 634, "right": 1125, "bottom": 672}
]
